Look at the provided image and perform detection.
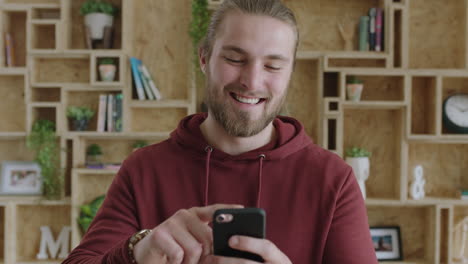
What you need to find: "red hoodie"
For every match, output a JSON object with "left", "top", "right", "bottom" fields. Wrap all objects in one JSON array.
[{"left": 63, "top": 113, "right": 378, "bottom": 263}]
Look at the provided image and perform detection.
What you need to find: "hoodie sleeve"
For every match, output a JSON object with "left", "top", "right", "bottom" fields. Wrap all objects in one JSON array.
[
  {"left": 62, "top": 159, "right": 138, "bottom": 264},
  {"left": 322, "top": 168, "right": 378, "bottom": 264}
]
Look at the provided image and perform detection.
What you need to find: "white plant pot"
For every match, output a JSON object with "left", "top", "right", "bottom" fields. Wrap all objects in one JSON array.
[
  {"left": 98, "top": 64, "right": 116, "bottom": 82},
  {"left": 345, "top": 157, "right": 370, "bottom": 199},
  {"left": 84, "top": 13, "right": 114, "bottom": 40},
  {"left": 346, "top": 83, "right": 364, "bottom": 102}
]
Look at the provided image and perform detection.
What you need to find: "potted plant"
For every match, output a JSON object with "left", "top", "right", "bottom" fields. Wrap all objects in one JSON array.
[
  {"left": 345, "top": 146, "right": 371, "bottom": 199},
  {"left": 80, "top": 0, "right": 118, "bottom": 40},
  {"left": 132, "top": 140, "right": 149, "bottom": 152},
  {"left": 67, "top": 106, "right": 95, "bottom": 131},
  {"left": 78, "top": 195, "right": 105, "bottom": 233},
  {"left": 86, "top": 144, "right": 103, "bottom": 168},
  {"left": 98, "top": 58, "right": 117, "bottom": 82},
  {"left": 346, "top": 76, "right": 364, "bottom": 102},
  {"left": 26, "top": 120, "right": 63, "bottom": 199}
]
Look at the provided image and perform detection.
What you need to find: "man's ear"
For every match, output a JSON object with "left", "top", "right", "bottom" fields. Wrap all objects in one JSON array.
[{"left": 199, "top": 47, "right": 207, "bottom": 74}]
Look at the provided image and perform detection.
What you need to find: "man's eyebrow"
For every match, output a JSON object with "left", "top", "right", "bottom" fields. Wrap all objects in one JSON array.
[{"left": 222, "top": 45, "right": 290, "bottom": 62}]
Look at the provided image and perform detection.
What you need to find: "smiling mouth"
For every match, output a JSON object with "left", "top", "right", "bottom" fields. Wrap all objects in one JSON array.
[{"left": 230, "top": 92, "right": 266, "bottom": 105}]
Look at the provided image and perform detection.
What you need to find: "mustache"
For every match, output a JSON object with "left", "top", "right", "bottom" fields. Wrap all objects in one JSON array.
[{"left": 224, "top": 83, "right": 271, "bottom": 99}]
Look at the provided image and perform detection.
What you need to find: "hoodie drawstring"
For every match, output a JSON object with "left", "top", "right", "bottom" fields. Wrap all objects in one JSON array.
[
  {"left": 204, "top": 146, "right": 213, "bottom": 206},
  {"left": 257, "top": 154, "right": 265, "bottom": 208},
  {"left": 203, "top": 146, "right": 266, "bottom": 208}
]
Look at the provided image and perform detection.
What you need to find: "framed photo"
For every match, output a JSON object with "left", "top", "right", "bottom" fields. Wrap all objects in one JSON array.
[
  {"left": 370, "top": 226, "right": 403, "bottom": 261},
  {"left": 0, "top": 161, "right": 42, "bottom": 195}
]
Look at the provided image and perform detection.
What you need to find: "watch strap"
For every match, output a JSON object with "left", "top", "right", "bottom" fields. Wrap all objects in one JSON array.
[{"left": 128, "top": 229, "right": 152, "bottom": 263}]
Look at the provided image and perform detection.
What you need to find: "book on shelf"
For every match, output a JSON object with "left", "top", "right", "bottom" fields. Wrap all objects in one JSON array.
[
  {"left": 137, "top": 64, "right": 156, "bottom": 100},
  {"left": 359, "top": 16, "right": 369, "bottom": 51},
  {"left": 107, "top": 94, "right": 114, "bottom": 132},
  {"left": 375, "top": 7, "right": 383, "bottom": 52},
  {"left": 140, "top": 64, "right": 162, "bottom": 100},
  {"left": 114, "top": 93, "right": 123, "bottom": 132},
  {"left": 97, "top": 94, "right": 107, "bottom": 132},
  {"left": 460, "top": 190, "right": 468, "bottom": 200},
  {"left": 5, "top": 32, "right": 15, "bottom": 67},
  {"left": 369, "top": 8, "right": 376, "bottom": 51},
  {"left": 130, "top": 57, "right": 146, "bottom": 100}
]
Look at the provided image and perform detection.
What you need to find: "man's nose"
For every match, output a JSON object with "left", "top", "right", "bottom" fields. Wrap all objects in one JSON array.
[{"left": 239, "top": 62, "right": 263, "bottom": 91}]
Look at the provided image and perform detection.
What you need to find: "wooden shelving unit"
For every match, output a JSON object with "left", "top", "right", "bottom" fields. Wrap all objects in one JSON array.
[{"left": 0, "top": 0, "right": 466, "bottom": 263}]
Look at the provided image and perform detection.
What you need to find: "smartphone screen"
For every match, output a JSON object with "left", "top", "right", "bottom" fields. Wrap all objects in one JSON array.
[{"left": 213, "top": 208, "right": 266, "bottom": 262}]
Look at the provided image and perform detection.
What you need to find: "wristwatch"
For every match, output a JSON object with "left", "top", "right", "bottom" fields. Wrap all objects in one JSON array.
[{"left": 128, "top": 229, "right": 152, "bottom": 263}]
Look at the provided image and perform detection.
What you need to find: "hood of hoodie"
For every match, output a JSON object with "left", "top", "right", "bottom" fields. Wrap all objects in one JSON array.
[{"left": 170, "top": 113, "right": 313, "bottom": 161}]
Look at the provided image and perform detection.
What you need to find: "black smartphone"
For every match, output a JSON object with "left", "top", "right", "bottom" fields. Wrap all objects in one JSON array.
[{"left": 213, "top": 208, "right": 266, "bottom": 262}]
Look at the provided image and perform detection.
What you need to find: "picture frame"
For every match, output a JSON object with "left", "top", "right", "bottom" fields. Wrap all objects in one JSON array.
[
  {"left": 0, "top": 161, "right": 42, "bottom": 195},
  {"left": 370, "top": 226, "right": 403, "bottom": 261}
]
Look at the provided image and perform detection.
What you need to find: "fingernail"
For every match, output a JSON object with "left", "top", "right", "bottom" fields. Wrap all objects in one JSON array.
[{"left": 229, "top": 236, "right": 239, "bottom": 246}]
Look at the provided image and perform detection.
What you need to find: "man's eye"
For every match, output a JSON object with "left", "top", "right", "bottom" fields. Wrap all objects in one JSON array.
[
  {"left": 224, "top": 57, "right": 243, "bottom": 63},
  {"left": 266, "top": 65, "right": 281, "bottom": 71}
]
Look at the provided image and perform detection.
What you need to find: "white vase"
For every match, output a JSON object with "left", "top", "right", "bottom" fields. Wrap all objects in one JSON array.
[
  {"left": 84, "top": 13, "right": 114, "bottom": 40},
  {"left": 345, "top": 157, "right": 370, "bottom": 199}
]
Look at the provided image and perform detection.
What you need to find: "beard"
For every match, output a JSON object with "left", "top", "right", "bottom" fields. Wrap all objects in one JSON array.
[{"left": 204, "top": 71, "right": 287, "bottom": 137}]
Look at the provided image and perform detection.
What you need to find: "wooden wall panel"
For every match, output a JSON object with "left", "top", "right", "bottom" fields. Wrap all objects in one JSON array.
[
  {"left": 131, "top": 108, "right": 188, "bottom": 132},
  {"left": 34, "top": 58, "right": 89, "bottom": 83},
  {"left": 409, "top": 0, "right": 466, "bottom": 68},
  {"left": 132, "top": 0, "right": 191, "bottom": 100}
]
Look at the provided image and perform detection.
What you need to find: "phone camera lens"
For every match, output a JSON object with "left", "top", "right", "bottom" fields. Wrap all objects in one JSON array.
[
  {"left": 216, "top": 214, "right": 226, "bottom": 223},
  {"left": 215, "top": 213, "right": 233, "bottom": 223}
]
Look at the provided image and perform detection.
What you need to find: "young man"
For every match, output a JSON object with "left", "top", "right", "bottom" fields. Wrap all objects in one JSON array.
[{"left": 64, "top": 0, "right": 378, "bottom": 263}]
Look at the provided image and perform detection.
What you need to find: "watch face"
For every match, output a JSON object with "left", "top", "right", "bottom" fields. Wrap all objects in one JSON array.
[{"left": 443, "top": 94, "right": 468, "bottom": 132}]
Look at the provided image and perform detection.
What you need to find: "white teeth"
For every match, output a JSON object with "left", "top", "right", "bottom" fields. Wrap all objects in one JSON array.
[{"left": 234, "top": 94, "right": 260, "bottom": 104}]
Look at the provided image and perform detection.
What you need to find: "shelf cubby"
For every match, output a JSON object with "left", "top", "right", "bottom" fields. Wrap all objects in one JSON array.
[
  {"left": 409, "top": 0, "right": 466, "bottom": 69},
  {"left": 343, "top": 74, "right": 405, "bottom": 102},
  {"left": 15, "top": 204, "right": 70, "bottom": 262},
  {"left": 453, "top": 206, "right": 468, "bottom": 262},
  {"left": 408, "top": 143, "right": 468, "bottom": 200},
  {"left": 441, "top": 77, "right": 468, "bottom": 135},
  {"left": 30, "top": 22, "right": 57, "bottom": 50},
  {"left": 327, "top": 57, "right": 386, "bottom": 68},
  {"left": 30, "top": 106, "right": 57, "bottom": 131},
  {"left": 2, "top": 11, "right": 27, "bottom": 67},
  {"left": 439, "top": 207, "right": 450, "bottom": 264},
  {"left": 287, "top": 59, "right": 320, "bottom": 140},
  {"left": 31, "top": 7, "right": 60, "bottom": 19},
  {"left": 90, "top": 53, "right": 123, "bottom": 86},
  {"left": 286, "top": 0, "right": 386, "bottom": 52},
  {"left": 410, "top": 76, "right": 437, "bottom": 136},
  {"left": 0, "top": 74, "right": 25, "bottom": 132},
  {"left": 32, "top": 56, "right": 90, "bottom": 84},
  {"left": 344, "top": 108, "right": 404, "bottom": 200},
  {"left": 367, "top": 205, "right": 436, "bottom": 263},
  {"left": 323, "top": 72, "right": 340, "bottom": 98},
  {"left": 130, "top": 108, "right": 187, "bottom": 133},
  {"left": 31, "top": 87, "right": 61, "bottom": 103},
  {"left": 71, "top": 169, "right": 115, "bottom": 247},
  {"left": 68, "top": 0, "right": 123, "bottom": 50}
]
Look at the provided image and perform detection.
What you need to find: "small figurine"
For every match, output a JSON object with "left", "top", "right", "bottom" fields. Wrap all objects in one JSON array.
[{"left": 410, "top": 165, "right": 425, "bottom": 200}]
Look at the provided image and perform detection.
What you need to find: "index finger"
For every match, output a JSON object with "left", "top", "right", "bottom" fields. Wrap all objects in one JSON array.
[{"left": 191, "top": 204, "right": 244, "bottom": 222}]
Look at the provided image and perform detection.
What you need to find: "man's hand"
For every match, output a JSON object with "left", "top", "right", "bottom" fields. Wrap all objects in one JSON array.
[
  {"left": 202, "top": 236, "right": 292, "bottom": 264},
  {"left": 133, "top": 204, "right": 243, "bottom": 264}
]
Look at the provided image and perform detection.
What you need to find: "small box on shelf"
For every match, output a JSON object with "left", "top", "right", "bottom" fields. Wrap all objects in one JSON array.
[{"left": 90, "top": 53, "right": 123, "bottom": 86}]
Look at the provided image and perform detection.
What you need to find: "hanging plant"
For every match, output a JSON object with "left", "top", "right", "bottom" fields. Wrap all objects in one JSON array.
[
  {"left": 189, "top": 0, "right": 210, "bottom": 68},
  {"left": 26, "top": 120, "right": 63, "bottom": 199}
]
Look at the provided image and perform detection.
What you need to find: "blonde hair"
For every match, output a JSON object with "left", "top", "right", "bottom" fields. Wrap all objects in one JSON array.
[{"left": 200, "top": 0, "right": 299, "bottom": 59}]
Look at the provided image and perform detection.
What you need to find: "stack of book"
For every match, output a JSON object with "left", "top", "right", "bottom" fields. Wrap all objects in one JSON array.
[
  {"left": 359, "top": 7, "right": 384, "bottom": 52},
  {"left": 97, "top": 93, "right": 123, "bottom": 132},
  {"left": 130, "top": 57, "right": 162, "bottom": 100}
]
